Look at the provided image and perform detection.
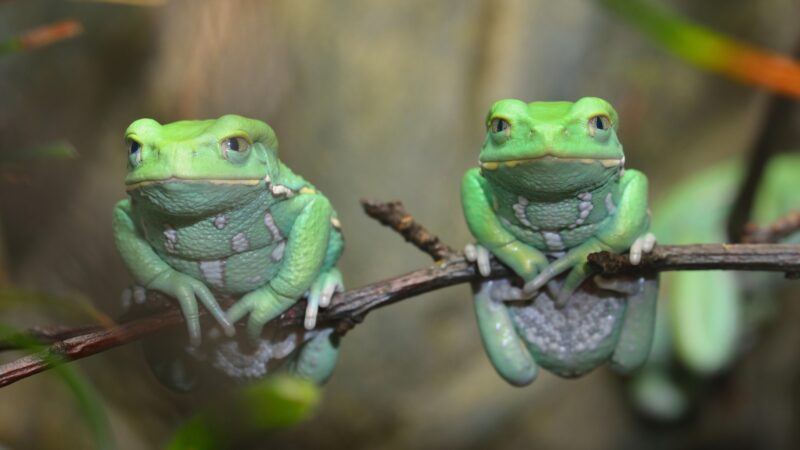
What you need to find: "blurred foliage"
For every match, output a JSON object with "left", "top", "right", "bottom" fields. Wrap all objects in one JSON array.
[
  {"left": 0, "top": 18, "right": 82, "bottom": 57},
  {"left": 602, "top": 0, "right": 800, "bottom": 97},
  {"left": 0, "top": 324, "right": 114, "bottom": 449},
  {"left": 0, "top": 286, "right": 112, "bottom": 326},
  {"left": 168, "top": 375, "right": 320, "bottom": 450},
  {"left": 629, "top": 153, "right": 800, "bottom": 421},
  {"left": 0, "top": 140, "right": 78, "bottom": 163}
]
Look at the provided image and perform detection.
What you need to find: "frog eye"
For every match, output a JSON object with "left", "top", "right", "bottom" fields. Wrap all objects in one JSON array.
[
  {"left": 220, "top": 136, "right": 251, "bottom": 158},
  {"left": 127, "top": 139, "right": 142, "bottom": 165},
  {"left": 588, "top": 115, "right": 611, "bottom": 137},
  {"left": 490, "top": 117, "right": 511, "bottom": 135}
]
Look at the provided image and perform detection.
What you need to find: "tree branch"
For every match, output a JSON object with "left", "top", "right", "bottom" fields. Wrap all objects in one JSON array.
[
  {"left": 1, "top": 200, "right": 799, "bottom": 388},
  {"left": 743, "top": 210, "right": 800, "bottom": 244},
  {"left": 361, "top": 199, "right": 455, "bottom": 261},
  {"left": 587, "top": 244, "right": 800, "bottom": 275}
]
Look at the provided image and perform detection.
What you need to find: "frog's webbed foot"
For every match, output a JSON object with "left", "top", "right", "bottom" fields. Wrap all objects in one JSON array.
[
  {"left": 148, "top": 270, "right": 235, "bottom": 346},
  {"left": 305, "top": 268, "right": 344, "bottom": 330},
  {"left": 226, "top": 286, "right": 296, "bottom": 339},
  {"left": 465, "top": 243, "right": 492, "bottom": 277},
  {"left": 629, "top": 232, "right": 656, "bottom": 265}
]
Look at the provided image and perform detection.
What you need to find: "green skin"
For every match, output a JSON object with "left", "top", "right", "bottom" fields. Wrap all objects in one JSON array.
[
  {"left": 113, "top": 115, "right": 343, "bottom": 383},
  {"left": 461, "top": 97, "right": 658, "bottom": 385}
]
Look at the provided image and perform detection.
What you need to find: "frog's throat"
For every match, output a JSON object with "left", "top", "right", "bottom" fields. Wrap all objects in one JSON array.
[
  {"left": 125, "top": 177, "right": 262, "bottom": 191},
  {"left": 479, "top": 155, "right": 622, "bottom": 170}
]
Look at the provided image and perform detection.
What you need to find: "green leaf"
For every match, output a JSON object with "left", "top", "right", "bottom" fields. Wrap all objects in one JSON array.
[{"left": 168, "top": 375, "right": 320, "bottom": 450}]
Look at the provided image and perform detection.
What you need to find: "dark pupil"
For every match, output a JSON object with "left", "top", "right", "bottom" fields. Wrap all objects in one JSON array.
[
  {"left": 228, "top": 138, "right": 240, "bottom": 151},
  {"left": 130, "top": 141, "right": 141, "bottom": 154},
  {"left": 494, "top": 119, "right": 508, "bottom": 132},
  {"left": 594, "top": 116, "right": 605, "bottom": 130}
]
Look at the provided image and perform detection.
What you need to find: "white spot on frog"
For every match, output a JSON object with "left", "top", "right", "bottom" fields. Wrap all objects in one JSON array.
[
  {"left": 605, "top": 192, "right": 616, "bottom": 215},
  {"left": 163, "top": 225, "right": 178, "bottom": 253},
  {"left": 272, "top": 241, "right": 286, "bottom": 261},
  {"left": 199, "top": 260, "right": 226, "bottom": 289},
  {"left": 231, "top": 232, "right": 249, "bottom": 253},
  {"left": 213, "top": 214, "right": 229, "bottom": 230},
  {"left": 513, "top": 196, "right": 536, "bottom": 229},
  {"left": 263, "top": 211, "right": 283, "bottom": 241},
  {"left": 570, "top": 193, "right": 594, "bottom": 228},
  {"left": 270, "top": 184, "right": 295, "bottom": 198},
  {"left": 541, "top": 231, "right": 565, "bottom": 251}
]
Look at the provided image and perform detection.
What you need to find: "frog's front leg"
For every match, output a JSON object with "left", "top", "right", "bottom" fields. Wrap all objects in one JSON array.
[
  {"left": 473, "top": 279, "right": 538, "bottom": 386},
  {"left": 113, "top": 200, "right": 233, "bottom": 345},
  {"left": 462, "top": 168, "right": 549, "bottom": 281},
  {"left": 227, "top": 194, "right": 333, "bottom": 337},
  {"left": 525, "top": 170, "right": 651, "bottom": 304}
]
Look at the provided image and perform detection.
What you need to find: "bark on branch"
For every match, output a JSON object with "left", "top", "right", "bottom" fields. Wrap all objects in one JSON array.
[{"left": 1, "top": 200, "right": 799, "bottom": 388}]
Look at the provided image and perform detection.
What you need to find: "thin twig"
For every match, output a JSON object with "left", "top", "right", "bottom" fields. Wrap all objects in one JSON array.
[
  {"left": 2, "top": 201, "right": 800, "bottom": 388},
  {"left": 361, "top": 199, "right": 456, "bottom": 261},
  {"left": 742, "top": 211, "right": 800, "bottom": 244}
]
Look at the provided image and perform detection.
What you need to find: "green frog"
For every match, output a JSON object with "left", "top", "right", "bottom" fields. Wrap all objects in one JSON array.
[
  {"left": 461, "top": 97, "right": 658, "bottom": 385},
  {"left": 113, "top": 115, "right": 343, "bottom": 384}
]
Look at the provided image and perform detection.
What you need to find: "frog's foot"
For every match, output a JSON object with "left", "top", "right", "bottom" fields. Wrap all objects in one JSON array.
[
  {"left": 489, "top": 278, "right": 557, "bottom": 302},
  {"left": 523, "top": 238, "right": 611, "bottom": 308},
  {"left": 148, "top": 270, "right": 235, "bottom": 346},
  {"left": 593, "top": 274, "right": 641, "bottom": 296},
  {"left": 226, "top": 286, "right": 296, "bottom": 339},
  {"left": 487, "top": 278, "right": 526, "bottom": 301},
  {"left": 629, "top": 232, "right": 656, "bottom": 265},
  {"left": 465, "top": 243, "right": 492, "bottom": 277},
  {"left": 305, "top": 268, "right": 344, "bottom": 330}
]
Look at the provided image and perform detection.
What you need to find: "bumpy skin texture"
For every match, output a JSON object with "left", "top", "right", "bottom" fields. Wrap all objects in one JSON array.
[
  {"left": 461, "top": 97, "right": 658, "bottom": 385},
  {"left": 113, "top": 115, "right": 343, "bottom": 383}
]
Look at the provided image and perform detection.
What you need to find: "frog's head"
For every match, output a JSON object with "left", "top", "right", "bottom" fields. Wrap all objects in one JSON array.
[
  {"left": 478, "top": 97, "right": 624, "bottom": 198},
  {"left": 124, "top": 115, "right": 278, "bottom": 216}
]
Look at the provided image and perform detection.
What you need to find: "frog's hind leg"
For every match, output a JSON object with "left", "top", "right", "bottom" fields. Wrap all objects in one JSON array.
[
  {"left": 288, "top": 328, "right": 340, "bottom": 384},
  {"left": 473, "top": 280, "right": 538, "bottom": 386},
  {"left": 603, "top": 274, "right": 659, "bottom": 373}
]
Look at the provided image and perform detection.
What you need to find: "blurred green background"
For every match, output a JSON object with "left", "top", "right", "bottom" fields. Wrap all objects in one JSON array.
[{"left": 1, "top": 0, "right": 799, "bottom": 448}]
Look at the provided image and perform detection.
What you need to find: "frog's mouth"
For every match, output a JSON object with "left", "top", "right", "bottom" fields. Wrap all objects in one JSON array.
[
  {"left": 125, "top": 177, "right": 262, "bottom": 192},
  {"left": 479, "top": 155, "right": 622, "bottom": 170}
]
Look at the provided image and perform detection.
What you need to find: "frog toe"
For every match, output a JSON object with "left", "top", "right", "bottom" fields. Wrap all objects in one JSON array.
[
  {"left": 305, "top": 269, "right": 344, "bottom": 330},
  {"left": 173, "top": 289, "right": 201, "bottom": 346},
  {"left": 465, "top": 243, "right": 493, "bottom": 276},
  {"left": 629, "top": 232, "right": 656, "bottom": 265},
  {"left": 555, "top": 264, "right": 593, "bottom": 308}
]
